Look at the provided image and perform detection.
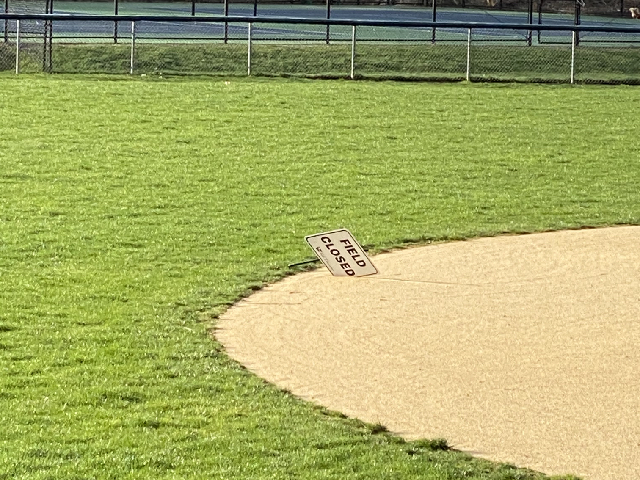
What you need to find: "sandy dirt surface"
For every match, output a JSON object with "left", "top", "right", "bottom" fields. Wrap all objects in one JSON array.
[{"left": 216, "top": 227, "right": 640, "bottom": 480}]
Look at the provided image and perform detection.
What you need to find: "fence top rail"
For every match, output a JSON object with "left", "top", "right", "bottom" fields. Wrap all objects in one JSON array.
[{"left": 2, "top": 13, "right": 640, "bottom": 34}]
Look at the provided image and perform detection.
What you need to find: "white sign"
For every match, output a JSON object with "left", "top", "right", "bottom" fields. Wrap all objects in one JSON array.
[{"left": 305, "top": 229, "right": 378, "bottom": 277}]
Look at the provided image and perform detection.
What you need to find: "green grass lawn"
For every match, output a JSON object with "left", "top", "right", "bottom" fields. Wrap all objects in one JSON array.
[{"left": 1, "top": 76, "right": 638, "bottom": 479}]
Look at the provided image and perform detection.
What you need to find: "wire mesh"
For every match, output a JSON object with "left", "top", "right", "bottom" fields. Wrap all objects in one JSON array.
[
  {"left": 134, "top": 41, "right": 248, "bottom": 75},
  {"left": 51, "top": 42, "right": 131, "bottom": 74},
  {"left": 4, "top": 0, "right": 48, "bottom": 35},
  {"left": 574, "top": 41, "right": 640, "bottom": 82},
  {"left": 251, "top": 41, "right": 352, "bottom": 76},
  {"left": 355, "top": 41, "right": 468, "bottom": 79},
  {"left": 581, "top": 0, "right": 640, "bottom": 17},
  {"left": 2, "top": 13, "right": 640, "bottom": 83},
  {"left": 470, "top": 37, "right": 572, "bottom": 81}
]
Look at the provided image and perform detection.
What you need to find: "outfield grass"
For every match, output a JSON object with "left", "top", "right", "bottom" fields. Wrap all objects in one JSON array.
[{"left": 1, "top": 76, "right": 638, "bottom": 479}]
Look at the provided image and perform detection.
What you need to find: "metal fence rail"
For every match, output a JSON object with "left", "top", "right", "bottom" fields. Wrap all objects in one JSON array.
[{"left": 2, "top": 14, "right": 640, "bottom": 83}]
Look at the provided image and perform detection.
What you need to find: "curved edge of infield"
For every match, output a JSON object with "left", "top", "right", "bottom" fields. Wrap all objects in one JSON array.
[{"left": 216, "top": 226, "right": 640, "bottom": 480}]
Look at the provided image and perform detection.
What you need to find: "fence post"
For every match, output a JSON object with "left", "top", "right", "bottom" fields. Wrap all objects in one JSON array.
[
  {"left": 4, "top": 0, "right": 8, "bottom": 43},
  {"left": 431, "top": 0, "right": 437, "bottom": 44},
  {"left": 224, "top": 0, "right": 229, "bottom": 44},
  {"left": 247, "top": 23, "right": 252, "bottom": 76},
  {"left": 537, "top": 0, "right": 542, "bottom": 44},
  {"left": 113, "top": 0, "right": 118, "bottom": 44},
  {"left": 466, "top": 28, "right": 471, "bottom": 82},
  {"left": 574, "top": 0, "right": 581, "bottom": 46},
  {"left": 350, "top": 25, "right": 356, "bottom": 79},
  {"left": 527, "top": 0, "right": 533, "bottom": 46},
  {"left": 570, "top": 30, "right": 576, "bottom": 84},
  {"left": 15, "top": 19, "right": 20, "bottom": 74},
  {"left": 130, "top": 21, "right": 136, "bottom": 75},
  {"left": 45, "top": 0, "right": 54, "bottom": 73},
  {"left": 326, "top": 0, "right": 331, "bottom": 44}
]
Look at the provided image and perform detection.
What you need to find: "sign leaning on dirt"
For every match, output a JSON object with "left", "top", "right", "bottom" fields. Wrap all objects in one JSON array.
[{"left": 305, "top": 229, "right": 378, "bottom": 277}]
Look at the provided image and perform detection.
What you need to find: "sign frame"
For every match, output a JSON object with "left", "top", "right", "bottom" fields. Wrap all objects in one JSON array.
[{"left": 305, "top": 229, "right": 378, "bottom": 277}]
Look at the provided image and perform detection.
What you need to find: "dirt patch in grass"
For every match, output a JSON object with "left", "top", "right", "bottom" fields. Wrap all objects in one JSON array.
[{"left": 217, "top": 226, "right": 640, "bottom": 480}]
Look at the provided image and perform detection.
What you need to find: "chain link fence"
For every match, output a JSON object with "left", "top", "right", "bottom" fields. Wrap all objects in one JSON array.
[{"left": 1, "top": 14, "right": 640, "bottom": 82}]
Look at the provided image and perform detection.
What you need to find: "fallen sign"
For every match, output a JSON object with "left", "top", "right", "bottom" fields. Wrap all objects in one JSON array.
[{"left": 305, "top": 229, "right": 378, "bottom": 277}]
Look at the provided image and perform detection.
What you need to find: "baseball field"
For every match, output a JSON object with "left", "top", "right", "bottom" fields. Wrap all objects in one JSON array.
[{"left": 1, "top": 75, "right": 638, "bottom": 479}]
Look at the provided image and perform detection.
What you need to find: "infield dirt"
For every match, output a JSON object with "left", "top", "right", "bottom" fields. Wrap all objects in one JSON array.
[{"left": 216, "top": 226, "right": 640, "bottom": 480}]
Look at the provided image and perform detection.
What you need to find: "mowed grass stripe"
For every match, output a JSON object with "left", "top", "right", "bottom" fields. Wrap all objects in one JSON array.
[{"left": 1, "top": 76, "right": 637, "bottom": 479}]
